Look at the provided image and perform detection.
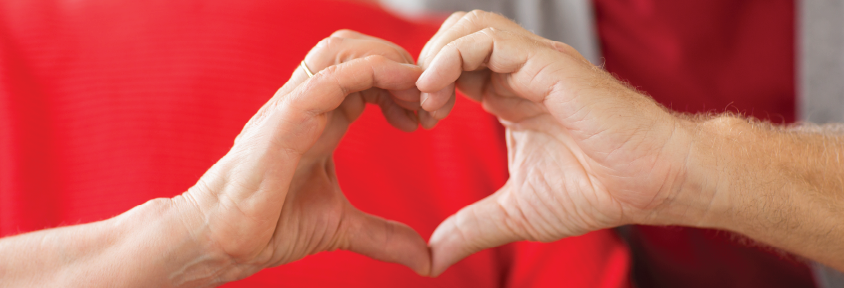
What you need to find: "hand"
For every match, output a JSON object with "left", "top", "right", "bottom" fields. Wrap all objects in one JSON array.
[
  {"left": 171, "top": 30, "right": 431, "bottom": 285},
  {"left": 416, "top": 11, "right": 702, "bottom": 276}
]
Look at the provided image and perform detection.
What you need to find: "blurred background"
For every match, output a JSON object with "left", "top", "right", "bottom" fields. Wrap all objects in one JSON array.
[{"left": 1, "top": 0, "right": 842, "bottom": 287}]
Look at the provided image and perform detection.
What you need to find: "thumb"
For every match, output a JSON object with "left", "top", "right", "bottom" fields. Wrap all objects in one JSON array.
[
  {"left": 339, "top": 203, "right": 432, "bottom": 276},
  {"left": 428, "top": 184, "right": 522, "bottom": 276}
]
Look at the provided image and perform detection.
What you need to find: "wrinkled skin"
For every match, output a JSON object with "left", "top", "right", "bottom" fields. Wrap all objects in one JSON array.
[
  {"left": 173, "top": 30, "right": 432, "bottom": 283},
  {"left": 416, "top": 11, "right": 697, "bottom": 276}
]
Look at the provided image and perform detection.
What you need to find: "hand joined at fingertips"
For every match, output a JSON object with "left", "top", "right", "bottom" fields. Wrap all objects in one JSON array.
[
  {"left": 416, "top": 10, "right": 702, "bottom": 276},
  {"left": 170, "top": 30, "right": 432, "bottom": 285}
]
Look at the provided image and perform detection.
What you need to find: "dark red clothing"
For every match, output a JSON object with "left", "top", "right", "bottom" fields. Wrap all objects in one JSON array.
[
  {"left": 0, "top": 1, "right": 631, "bottom": 287},
  {"left": 594, "top": 0, "right": 815, "bottom": 287}
]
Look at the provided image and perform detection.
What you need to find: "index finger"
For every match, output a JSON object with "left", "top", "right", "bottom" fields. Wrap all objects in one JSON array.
[
  {"left": 415, "top": 10, "right": 542, "bottom": 123},
  {"left": 417, "top": 10, "right": 532, "bottom": 69},
  {"left": 255, "top": 56, "right": 423, "bottom": 156},
  {"left": 416, "top": 14, "right": 591, "bottom": 111}
]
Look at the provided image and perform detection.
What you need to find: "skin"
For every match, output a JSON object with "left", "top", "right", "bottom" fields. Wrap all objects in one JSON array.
[
  {"left": 0, "top": 30, "right": 431, "bottom": 287},
  {"left": 416, "top": 10, "right": 844, "bottom": 277},
  {"left": 3, "top": 10, "right": 844, "bottom": 286}
]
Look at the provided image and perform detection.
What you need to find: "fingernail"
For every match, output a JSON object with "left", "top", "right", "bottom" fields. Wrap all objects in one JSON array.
[
  {"left": 420, "top": 93, "right": 430, "bottom": 107},
  {"left": 417, "top": 69, "right": 432, "bottom": 89}
]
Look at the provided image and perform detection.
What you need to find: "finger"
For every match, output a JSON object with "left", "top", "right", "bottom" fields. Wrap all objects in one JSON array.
[
  {"left": 328, "top": 30, "right": 423, "bottom": 113},
  {"left": 420, "top": 82, "right": 453, "bottom": 112},
  {"left": 429, "top": 89, "right": 456, "bottom": 121},
  {"left": 416, "top": 10, "right": 518, "bottom": 118},
  {"left": 277, "top": 35, "right": 417, "bottom": 98},
  {"left": 481, "top": 92, "right": 548, "bottom": 123},
  {"left": 416, "top": 82, "right": 455, "bottom": 129},
  {"left": 418, "top": 10, "right": 534, "bottom": 69},
  {"left": 417, "top": 27, "right": 566, "bottom": 108},
  {"left": 417, "top": 11, "right": 491, "bottom": 115},
  {"left": 417, "top": 27, "right": 515, "bottom": 112},
  {"left": 229, "top": 57, "right": 421, "bottom": 208},
  {"left": 300, "top": 33, "right": 422, "bottom": 132},
  {"left": 418, "top": 11, "right": 467, "bottom": 66},
  {"left": 267, "top": 56, "right": 423, "bottom": 156},
  {"left": 335, "top": 88, "right": 418, "bottom": 132},
  {"left": 453, "top": 69, "right": 491, "bottom": 102},
  {"left": 428, "top": 184, "right": 522, "bottom": 277},
  {"left": 387, "top": 87, "right": 422, "bottom": 112},
  {"left": 417, "top": 85, "right": 453, "bottom": 130},
  {"left": 332, "top": 29, "right": 415, "bottom": 64},
  {"left": 418, "top": 110, "right": 437, "bottom": 130},
  {"left": 362, "top": 89, "right": 419, "bottom": 132},
  {"left": 340, "top": 204, "right": 432, "bottom": 276},
  {"left": 389, "top": 87, "right": 422, "bottom": 104},
  {"left": 305, "top": 37, "right": 414, "bottom": 80}
]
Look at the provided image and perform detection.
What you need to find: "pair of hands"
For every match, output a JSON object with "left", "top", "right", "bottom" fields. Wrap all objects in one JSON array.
[{"left": 175, "top": 10, "right": 697, "bottom": 283}]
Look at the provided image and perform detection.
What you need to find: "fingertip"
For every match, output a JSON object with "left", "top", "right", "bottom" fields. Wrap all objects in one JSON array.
[
  {"left": 416, "top": 64, "right": 453, "bottom": 95},
  {"left": 378, "top": 90, "right": 420, "bottom": 132},
  {"left": 418, "top": 110, "right": 439, "bottom": 129},
  {"left": 416, "top": 69, "right": 435, "bottom": 92},
  {"left": 343, "top": 209, "right": 432, "bottom": 277},
  {"left": 415, "top": 246, "right": 434, "bottom": 277},
  {"left": 418, "top": 11, "right": 469, "bottom": 67},
  {"left": 430, "top": 90, "right": 456, "bottom": 121},
  {"left": 399, "top": 109, "right": 419, "bottom": 132},
  {"left": 421, "top": 84, "right": 454, "bottom": 112},
  {"left": 427, "top": 216, "right": 463, "bottom": 277},
  {"left": 428, "top": 190, "right": 521, "bottom": 277},
  {"left": 392, "top": 221, "right": 433, "bottom": 277}
]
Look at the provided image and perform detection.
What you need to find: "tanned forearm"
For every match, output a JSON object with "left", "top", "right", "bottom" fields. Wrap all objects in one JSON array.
[
  {"left": 672, "top": 115, "right": 844, "bottom": 271},
  {"left": 0, "top": 197, "right": 231, "bottom": 287}
]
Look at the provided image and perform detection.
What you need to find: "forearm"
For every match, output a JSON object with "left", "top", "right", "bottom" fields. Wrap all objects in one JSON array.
[
  {"left": 678, "top": 115, "right": 844, "bottom": 270},
  {"left": 0, "top": 197, "right": 231, "bottom": 287}
]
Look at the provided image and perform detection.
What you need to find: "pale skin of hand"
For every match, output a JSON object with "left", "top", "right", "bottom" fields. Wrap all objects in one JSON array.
[
  {"left": 0, "top": 30, "right": 431, "bottom": 287},
  {"left": 416, "top": 10, "right": 844, "bottom": 276}
]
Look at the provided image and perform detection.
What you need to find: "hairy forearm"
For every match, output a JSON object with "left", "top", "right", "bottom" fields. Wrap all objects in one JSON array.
[
  {"left": 680, "top": 115, "right": 844, "bottom": 271},
  {"left": 0, "top": 197, "right": 230, "bottom": 287}
]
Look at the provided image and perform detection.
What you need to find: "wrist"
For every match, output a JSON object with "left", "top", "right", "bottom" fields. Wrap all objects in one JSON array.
[
  {"left": 108, "top": 197, "right": 238, "bottom": 287},
  {"left": 640, "top": 115, "right": 727, "bottom": 228},
  {"left": 667, "top": 116, "right": 748, "bottom": 230}
]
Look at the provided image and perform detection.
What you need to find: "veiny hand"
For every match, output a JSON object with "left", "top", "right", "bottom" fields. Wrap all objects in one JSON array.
[
  {"left": 169, "top": 30, "right": 431, "bottom": 285},
  {"left": 416, "top": 11, "right": 701, "bottom": 276}
]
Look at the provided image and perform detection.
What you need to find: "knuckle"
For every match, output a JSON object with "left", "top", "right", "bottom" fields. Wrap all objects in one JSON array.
[
  {"left": 467, "top": 9, "right": 505, "bottom": 23},
  {"left": 449, "top": 11, "right": 467, "bottom": 19},
  {"left": 318, "top": 63, "right": 341, "bottom": 77},
  {"left": 389, "top": 46, "right": 412, "bottom": 63},
  {"left": 480, "top": 26, "right": 498, "bottom": 36},
  {"left": 319, "top": 36, "right": 346, "bottom": 50},
  {"left": 315, "top": 65, "right": 350, "bottom": 96},
  {"left": 464, "top": 10, "right": 485, "bottom": 25},
  {"left": 330, "top": 29, "right": 358, "bottom": 38},
  {"left": 549, "top": 41, "right": 575, "bottom": 54},
  {"left": 467, "top": 9, "right": 487, "bottom": 19},
  {"left": 444, "top": 39, "right": 461, "bottom": 50},
  {"left": 474, "top": 27, "right": 503, "bottom": 45},
  {"left": 363, "top": 54, "right": 388, "bottom": 63},
  {"left": 323, "top": 36, "right": 345, "bottom": 48},
  {"left": 313, "top": 36, "right": 345, "bottom": 57}
]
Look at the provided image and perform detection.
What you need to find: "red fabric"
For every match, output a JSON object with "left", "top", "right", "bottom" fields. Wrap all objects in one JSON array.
[
  {"left": 593, "top": 0, "right": 815, "bottom": 287},
  {"left": 0, "top": 0, "right": 632, "bottom": 287}
]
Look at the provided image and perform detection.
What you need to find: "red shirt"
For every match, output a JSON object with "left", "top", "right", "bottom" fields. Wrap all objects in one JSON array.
[
  {"left": 594, "top": 0, "right": 815, "bottom": 287},
  {"left": 0, "top": 1, "right": 631, "bottom": 287}
]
